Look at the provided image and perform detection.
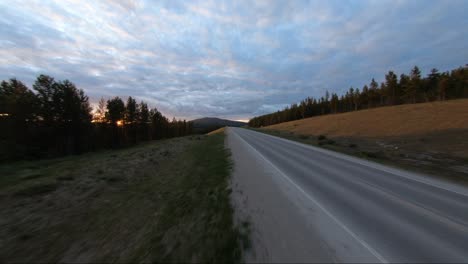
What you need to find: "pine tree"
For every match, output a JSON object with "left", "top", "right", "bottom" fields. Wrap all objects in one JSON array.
[
  {"left": 106, "top": 97, "right": 125, "bottom": 125},
  {"left": 427, "top": 68, "right": 440, "bottom": 101},
  {"left": 125, "top": 96, "right": 137, "bottom": 124},
  {"left": 409, "top": 66, "right": 421, "bottom": 103},
  {"left": 369, "top": 78, "right": 379, "bottom": 108},
  {"left": 385, "top": 71, "right": 398, "bottom": 105},
  {"left": 33, "top": 74, "right": 57, "bottom": 124}
]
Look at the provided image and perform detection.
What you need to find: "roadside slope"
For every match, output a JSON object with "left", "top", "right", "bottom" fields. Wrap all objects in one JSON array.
[
  {"left": 265, "top": 99, "right": 468, "bottom": 139},
  {"left": 0, "top": 135, "right": 245, "bottom": 262}
]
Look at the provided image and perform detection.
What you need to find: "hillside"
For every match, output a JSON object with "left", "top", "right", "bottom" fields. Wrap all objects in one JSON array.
[
  {"left": 260, "top": 99, "right": 468, "bottom": 181},
  {"left": 265, "top": 99, "right": 468, "bottom": 138},
  {"left": 192, "top": 117, "right": 246, "bottom": 134}
]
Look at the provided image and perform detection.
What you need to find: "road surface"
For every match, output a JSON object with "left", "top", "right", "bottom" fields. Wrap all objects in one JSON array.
[{"left": 227, "top": 127, "right": 468, "bottom": 263}]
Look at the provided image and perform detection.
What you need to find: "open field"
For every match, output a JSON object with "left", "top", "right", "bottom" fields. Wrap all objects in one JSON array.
[
  {"left": 0, "top": 134, "right": 248, "bottom": 262},
  {"left": 259, "top": 99, "right": 468, "bottom": 182}
]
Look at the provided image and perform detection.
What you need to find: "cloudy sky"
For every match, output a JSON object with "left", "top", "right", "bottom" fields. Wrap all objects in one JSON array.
[{"left": 1, "top": 0, "right": 467, "bottom": 121}]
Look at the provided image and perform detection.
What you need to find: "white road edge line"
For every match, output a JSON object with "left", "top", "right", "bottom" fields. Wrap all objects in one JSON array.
[
  {"left": 231, "top": 129, "right": 389, "bottom": 264},
  {"left": 246, "top": 128, "right": 468, "bottom": 198}
]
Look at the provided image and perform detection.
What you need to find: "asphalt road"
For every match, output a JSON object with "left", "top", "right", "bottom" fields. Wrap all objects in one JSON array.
[{"left": 227, "top": 127, "right": 468, "bottom": 263}]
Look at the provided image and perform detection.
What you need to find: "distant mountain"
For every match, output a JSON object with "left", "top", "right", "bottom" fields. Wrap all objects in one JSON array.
[{"left": 192, "top": 117, "right": 246, "bottom": 134}]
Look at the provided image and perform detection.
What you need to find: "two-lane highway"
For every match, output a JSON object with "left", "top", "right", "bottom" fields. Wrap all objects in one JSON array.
[{"left": 227, "top": 127, "right": 468, "bottom": 263}]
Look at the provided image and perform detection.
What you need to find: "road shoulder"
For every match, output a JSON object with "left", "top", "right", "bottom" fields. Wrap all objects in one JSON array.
[{"left": 227, "top": 128, "right": 334, "bottom": 263}]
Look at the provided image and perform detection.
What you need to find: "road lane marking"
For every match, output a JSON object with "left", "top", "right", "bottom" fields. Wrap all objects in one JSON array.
[
  {"left": 243, "top": 128, "right": 468, "bottom": 198},
  {"left": 248, "top": 130, "right": 468, "bottom": 228},
  {"left": 231, "top": 128, "right": 389, "bottom": 264}
]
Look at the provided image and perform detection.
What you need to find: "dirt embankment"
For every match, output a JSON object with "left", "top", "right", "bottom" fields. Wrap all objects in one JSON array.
[{"left": 262, "top": 99, "right": 468, "bottom": 181}]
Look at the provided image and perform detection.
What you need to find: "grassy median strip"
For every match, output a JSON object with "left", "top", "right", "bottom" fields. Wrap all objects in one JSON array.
[{"left": 0, "top": 133, "right": 246, "bottom": 263}]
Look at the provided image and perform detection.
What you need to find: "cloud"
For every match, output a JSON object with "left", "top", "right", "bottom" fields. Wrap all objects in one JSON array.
[{"left": 0, "top": 0, "right": 467, "bottom": 120}]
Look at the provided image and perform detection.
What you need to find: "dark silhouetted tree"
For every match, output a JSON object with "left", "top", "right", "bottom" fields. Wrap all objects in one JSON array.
[
  {"left": 33, "top": 74, "right": 57, "bottom": 124},
  {"left": 408, "top": 66, "right": 421, "bottom": 103},
  {"left": 0, "top": 79, "right": 38, "bottom": 159},
  {"left": 385, "top": 71, "right": 398, "bottom": 105},
  {"left": 249, "top": 64, "right": 468, "bottom": 128},
  {"left": 106, "top": 97, "right": 125, "bottom": 125}
]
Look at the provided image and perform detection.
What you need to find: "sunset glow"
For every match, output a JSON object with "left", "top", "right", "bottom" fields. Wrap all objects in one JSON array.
[{"left": 0, "top": 0, "right": 466, "bottom": 121}]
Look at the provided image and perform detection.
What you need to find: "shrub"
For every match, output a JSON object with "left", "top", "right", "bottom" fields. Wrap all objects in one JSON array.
[{"left": 361, "top": 151, "right": 381, "bottom": 159}]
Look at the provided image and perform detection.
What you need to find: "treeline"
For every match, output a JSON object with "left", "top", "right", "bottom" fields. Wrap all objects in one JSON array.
[
  {"left": 0, "top": 75, "right": 193, "bottom": 161},
  {"left": 249, "top": 65, "right": 468, "bottom": 127}
]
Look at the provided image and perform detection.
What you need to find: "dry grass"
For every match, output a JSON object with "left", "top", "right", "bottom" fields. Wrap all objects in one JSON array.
[
  {"left": 266, "top": 99, "right": 468, "bottom": 138},
  {"left": 207, "top": 127, "right": 226, "bottom": 135}
]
